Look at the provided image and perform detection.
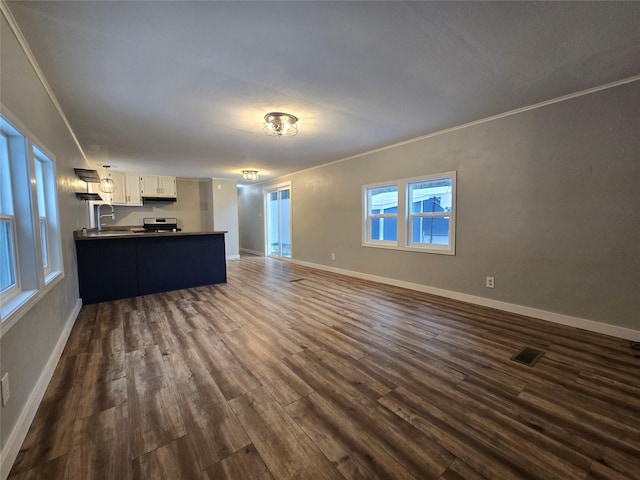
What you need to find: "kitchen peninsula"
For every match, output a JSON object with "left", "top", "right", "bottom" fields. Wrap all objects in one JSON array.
[{"left": 75, "top": 229, "right": 227, "bottom": 304}]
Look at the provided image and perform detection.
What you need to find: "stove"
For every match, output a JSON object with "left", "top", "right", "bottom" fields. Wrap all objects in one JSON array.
[{"left": 143, "top": 217, "right": 180, "bottom": 232}]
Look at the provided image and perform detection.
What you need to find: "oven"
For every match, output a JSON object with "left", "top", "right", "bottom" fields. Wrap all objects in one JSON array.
[{"left": 143, "top": 217, "right": 181, "bottom": 233}]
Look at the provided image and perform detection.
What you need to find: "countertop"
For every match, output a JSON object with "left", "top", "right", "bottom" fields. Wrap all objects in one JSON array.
[{"left": 74, "top": 228, "right": 227, "bottom": 241}]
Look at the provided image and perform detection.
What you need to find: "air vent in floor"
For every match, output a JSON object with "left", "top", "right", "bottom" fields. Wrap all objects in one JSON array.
[{"left": 512, "top": 347, "right": 545, "bottom": 367}]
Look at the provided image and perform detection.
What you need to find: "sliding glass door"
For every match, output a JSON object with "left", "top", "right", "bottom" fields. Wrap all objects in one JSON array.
[{"left": 265, "top": 184, "right": 291, "bottom": 259}]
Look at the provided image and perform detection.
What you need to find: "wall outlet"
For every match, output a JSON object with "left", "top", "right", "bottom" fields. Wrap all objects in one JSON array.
[
  {"left": 331, "top": 252, "right": 336, "bottom": 260},
  {"left": 486, "top": 276, "right": 495, "bottom": 288},
  {"left": 1, "top": 373, "right": 9, "bottom": 407}
]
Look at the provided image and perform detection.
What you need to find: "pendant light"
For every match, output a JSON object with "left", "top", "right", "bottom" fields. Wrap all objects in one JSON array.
[{"left": 99, "top": 165, "right": 115, "bottom": 193}]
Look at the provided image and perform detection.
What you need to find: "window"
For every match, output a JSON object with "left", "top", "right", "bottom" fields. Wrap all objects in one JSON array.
[
  {"left": 408, "top": 177, "right": 453, "bottom": 247},
  {"left": 365, "top": 185, "right": 398, "bottom": 243},
  {"left": 34, "top": 147, "right": 57, "bottom": 276},
  {"left": 0, "top": 132, "right": 19, "bottom": 301},
  {"left": 1, "top": 112, "right": 64, "bottom": 327},
  {"left": 363, "top": 172, "right": 456, "bottom": 255}
]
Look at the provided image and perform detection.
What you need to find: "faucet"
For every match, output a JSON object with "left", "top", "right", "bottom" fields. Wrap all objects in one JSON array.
[{"left": 97, "top": 203, "right": 115, "bottom": 232}]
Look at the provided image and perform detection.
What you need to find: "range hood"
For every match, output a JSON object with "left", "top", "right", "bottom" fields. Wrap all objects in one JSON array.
[{"left": 142, "top": 196, "right": 177, "bottom": 203}]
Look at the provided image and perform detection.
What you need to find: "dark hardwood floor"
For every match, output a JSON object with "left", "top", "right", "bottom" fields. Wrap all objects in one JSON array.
[{"left": 9, "top": 256, "right": 640, "bottom": 479}]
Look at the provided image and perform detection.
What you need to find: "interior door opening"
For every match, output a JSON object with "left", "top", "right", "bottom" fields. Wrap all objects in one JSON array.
[{"left": 265, "top": 185, "right": 291, "bottom": 259}]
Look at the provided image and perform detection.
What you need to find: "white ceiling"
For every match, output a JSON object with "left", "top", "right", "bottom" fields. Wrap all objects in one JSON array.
[{"left": 6, "top": 1, "right": 640, "bottom": 183}]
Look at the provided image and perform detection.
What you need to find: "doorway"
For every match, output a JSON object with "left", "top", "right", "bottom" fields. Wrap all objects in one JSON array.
[{"left": 265, "top": 183, "right": 291, "bottom": 259}]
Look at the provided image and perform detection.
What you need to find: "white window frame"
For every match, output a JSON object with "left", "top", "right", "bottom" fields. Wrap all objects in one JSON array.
[
  {"left": 363, "top": 184, "right": 399, "bottom": 246},
  {"left": 406, "top": 172, "right": 456, "bottom": 252},
  {"left": 0, "top": 214, "right": 20, "bottom": 303},
  {"left": 1, "top": 131, "right": 21, "bottom": 305},
  {"left": 362, "top": 171, "right": 456, "bottom": 255},
  {"left": 0, "top": 109, "right": 64, "bottom": 331},
  {"left": 33, "top": 147, "right": 58, "bottom": 278}
]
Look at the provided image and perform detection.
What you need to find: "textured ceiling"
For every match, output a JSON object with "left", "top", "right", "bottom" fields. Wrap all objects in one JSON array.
[{"left": 6, "top": 1, "right": 640, "bottom": 182}]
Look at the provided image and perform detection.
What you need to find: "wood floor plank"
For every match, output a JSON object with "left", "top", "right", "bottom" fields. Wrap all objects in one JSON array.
[
  {"left": 286, "top": 392, "right": 421, "bottom": 480},
  {"left": 64, "top": 406, "right": 132, "bottom": 480},
  {"left": 189, "top": 329, "right": 262, "bottom": 400},
  {"left": 123, "top": 310, "right": 157, "bottom": 353},
  {"left": 229, "top": 387, "right": 343, "bottom": 480},
  {"left": 203, "top": 445, "right": 274, "bottom": 480},
  {"left": 284, "top": 352, "right": 455, "bottom": 479},
  {"left": 379, "top": 384, "right": 591, "bottom": 480},
  {"left": 126, "top": 347, "right": 186, "bottom": 459},
  {"left": 7, "top": 455, "right": 67, "bottom": 480},
  {"left": 438, "top": 458, "right": 489, "bottom": 480},
  {"left": 9, "top": 355, "right": 85, "bottom": 475},
  {"left": 164, "top": 349, "right": 251, "bottom": 470},
  {"left": 457, "top": 374, "right": 640, "bottom": 479},
  {"left": 61, "top": 304, "right": 97, "bottom": 357},
  {"left": 132, "top": 436, "right": 202, "bottom": 480}
]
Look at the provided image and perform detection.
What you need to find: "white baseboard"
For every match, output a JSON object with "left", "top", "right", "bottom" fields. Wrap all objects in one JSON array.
[
  {"left": 239, "top": 248, "right": 264, "bottom": 256},
  {"left": 227, "top": 254, "right": 241, "bottom": 260},
  {"left": 0, "top": 298, "right": 82, "bottom": 480},
  {"left": 290, "top": 259, "right": 640, "bottom": 342}
]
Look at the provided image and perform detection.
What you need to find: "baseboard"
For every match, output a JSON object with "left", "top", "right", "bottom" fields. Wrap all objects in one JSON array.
[
  {"left": 240, "top": 248, "right": 264, "bottom": 256},
  {"left": 227, "top": 254, "right": 241, "bottom": 260},
  {"left": 290, "top": 259, "right": 640, "bottom": 342},
  {"left": 0, "top": 298, "right": 82, "bottom": 480}
]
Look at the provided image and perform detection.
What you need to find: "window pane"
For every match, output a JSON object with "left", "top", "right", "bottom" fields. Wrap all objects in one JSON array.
[
  {"left": 371, "top": 217, "right": 397, "bottom": 241},
  {"left": 410, "top": 179, "right": 452, "bottom": 214},
  {"left": 1, "top": 220, "right": 16, "bottom": 292},
  {"left": 369, "top": 186, "right": 397, "bottom": 215},
  {"left": 40, "top": 218, "right": 48, "bottom": 268},
  {"left": 34, "top": 158, "right": 46, "bottom": 216},
  {"left": 411, "top": 216, "right": 450, "bottom": 245},
  {"left": 0, "top": 133, "right": 12, "bottom": 215}
]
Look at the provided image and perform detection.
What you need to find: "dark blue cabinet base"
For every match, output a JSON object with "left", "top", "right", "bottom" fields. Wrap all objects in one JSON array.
[{"left": 76, "top": 233, "right": 226, "bottom": 304}]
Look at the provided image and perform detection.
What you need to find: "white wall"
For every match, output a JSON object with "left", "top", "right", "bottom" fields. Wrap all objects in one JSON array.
[
  {"left": 238, "top": 81, "right": 640, "bottom": 336},
  {"left": 211, "top": 179, "right": 240, "bottom": 259}
]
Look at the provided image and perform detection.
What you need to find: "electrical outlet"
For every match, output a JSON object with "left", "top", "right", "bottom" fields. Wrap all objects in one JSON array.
[
  {"left": 331, "top": 253, "right": 335, "bottom": 260},
  {"left": 1, "top": 373, "right": 9, "bottom": 407},
  {"left": 486, "top": 276, "right": 495, "bottom": 288}
]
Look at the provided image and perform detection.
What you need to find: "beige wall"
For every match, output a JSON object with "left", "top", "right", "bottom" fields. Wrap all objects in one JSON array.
[
  {"left": 1, "top": 12, "right": 90, "bottom": 458},
  {"left": 239, "top": 81, "right": 640, "bottom": 332}
]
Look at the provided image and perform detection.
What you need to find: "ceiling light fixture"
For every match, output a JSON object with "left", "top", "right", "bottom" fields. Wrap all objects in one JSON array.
[
  {"left": 242, "top": 170, "right": 259, "bottom": 181},
  {"left": 99, "top": 165, "right": 115, "bottom": 193},
  {"left": 263, "top": 112, "right": 298, "bottom": 137}
]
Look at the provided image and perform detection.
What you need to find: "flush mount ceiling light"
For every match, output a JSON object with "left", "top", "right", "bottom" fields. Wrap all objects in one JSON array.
[
  {"left": 99, "top": 165, "right": 115, "bottom": 193},
  {"left": 242, "top": 170, "right": 259, "bottom": 181},
  {"left": 263, "top": 112, "right": 298, "bottom": 137}
]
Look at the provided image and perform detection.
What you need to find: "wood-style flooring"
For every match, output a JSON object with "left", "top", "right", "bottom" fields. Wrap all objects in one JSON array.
[{"left": 9, "top": 256, "right": 640, "bottom": 479}]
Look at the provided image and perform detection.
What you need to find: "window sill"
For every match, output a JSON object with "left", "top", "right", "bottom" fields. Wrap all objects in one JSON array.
[
  {"left": 362, "top": 242, "right": 455, "bottom": 256},
  {"left": 0, "top": 270, "right": 64, "bottom": 337}
]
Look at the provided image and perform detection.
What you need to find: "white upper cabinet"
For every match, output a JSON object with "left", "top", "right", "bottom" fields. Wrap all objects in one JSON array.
[
  {"left": 88, "top": 171, "right": 142, "bottom": 205},
  {"left": 109, "top": 170, "right": 126, "bottom": 204},
  {"left": 126, "top": 174, "right": 142, "bottom": 205},
  {"left": 140, "top": 175, "right": 176, "bottom": 198}
]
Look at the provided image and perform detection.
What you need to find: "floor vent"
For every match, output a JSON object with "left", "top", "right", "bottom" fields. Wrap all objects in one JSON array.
[
  {"left": 289, "top": 278, "right": 305, "bottom": 283},
  {"left": 512, "top": 347, "right": 545, "bottom": 367}
]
